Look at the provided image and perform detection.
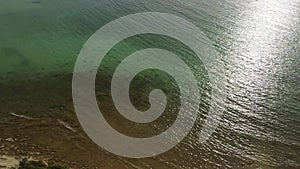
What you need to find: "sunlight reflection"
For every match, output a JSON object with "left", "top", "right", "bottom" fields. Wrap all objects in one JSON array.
[{"left": 230, "top": 0, "right": 298, "bottom": 94}]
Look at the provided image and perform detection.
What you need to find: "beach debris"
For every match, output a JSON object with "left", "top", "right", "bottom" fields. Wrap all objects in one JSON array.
[
  {"left": 4, "top": 158, "right": 69, "bottom": 169},
  {"left": 18, "top": 137, "right": 30, "bottom": 142},
  {"left": 10, "top": 113, "right": 34, "bottom": 120},
  {"left": 118, "top": 157, "right": 142, "bottom": 169},
  {"left": 57, "top": 119, "right": 76, "bottom": 133}
]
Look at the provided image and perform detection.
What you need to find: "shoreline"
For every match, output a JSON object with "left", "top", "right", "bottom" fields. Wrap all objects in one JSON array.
[{"left": 0, "top": 73, "right": 296, "bottom": 169}]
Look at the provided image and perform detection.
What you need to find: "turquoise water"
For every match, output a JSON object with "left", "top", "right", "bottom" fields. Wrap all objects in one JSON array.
[{"left": 1, "top": 0, "right": 300, "bottom": 168}]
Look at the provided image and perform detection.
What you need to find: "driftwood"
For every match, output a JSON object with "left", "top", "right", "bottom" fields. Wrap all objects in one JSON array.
[
  {"left": 10, "top": 113, "right": 35, "bottom": 120},
  {"left": 57, "top": 119, "right": 76, "bottom": 133}
]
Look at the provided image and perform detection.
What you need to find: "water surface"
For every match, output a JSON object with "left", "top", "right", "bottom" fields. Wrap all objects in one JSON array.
[{"left": 0, "top": 0, "right": 299, "bottom": 168}]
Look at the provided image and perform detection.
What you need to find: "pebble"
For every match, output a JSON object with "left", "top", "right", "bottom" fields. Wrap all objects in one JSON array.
[{"left": 5, "top": 138, "right": 14, "bottom": 142}]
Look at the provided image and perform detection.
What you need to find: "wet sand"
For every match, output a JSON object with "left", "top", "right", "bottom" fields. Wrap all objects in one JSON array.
[
  {"left": 0, "top": 73, "right": 189, "bottom": 169},
  {"left": 0, "top": 73, "right": 294, "bottom": 169}
]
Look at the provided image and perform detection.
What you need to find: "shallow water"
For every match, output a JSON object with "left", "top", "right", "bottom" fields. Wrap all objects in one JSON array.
[{"left": 1, "top": 0, "right": 300, "bottom": 168}]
